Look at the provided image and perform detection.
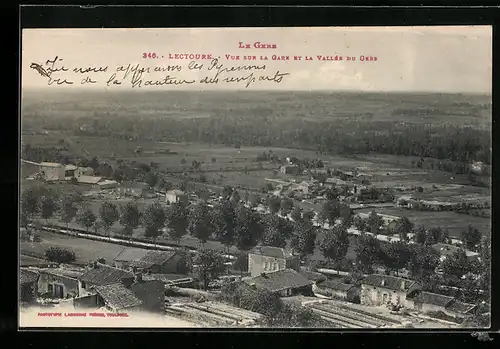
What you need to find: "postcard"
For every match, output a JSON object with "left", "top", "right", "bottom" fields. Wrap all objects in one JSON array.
[{"left": 20, "top": 26, "right": 491, "bottom": 329}]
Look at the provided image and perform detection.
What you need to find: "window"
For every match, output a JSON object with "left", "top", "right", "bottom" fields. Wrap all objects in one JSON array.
[
  {"left": 273, "top": 262, "right": 278, "bottom": 270},
  {"left": 81, "top": 281, "right": 86, "bottom": 289},
  {"left": 48, "top": 284, "right": 53, "bottom": 293},
  {"left": 263, "top": 262, "right": 268, "bottom": 271}
]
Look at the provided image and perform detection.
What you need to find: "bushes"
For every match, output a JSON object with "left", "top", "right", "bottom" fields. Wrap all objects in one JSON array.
[{"left": 45, "top": 247, "right": 76, "bottom": 263}]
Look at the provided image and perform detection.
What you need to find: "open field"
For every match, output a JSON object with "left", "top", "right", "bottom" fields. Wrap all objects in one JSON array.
[
  {"left": 356, "top": 207, "right": 491, "bottom": 237},
  {"left": 22, "top": 90, "right": 491, "bottom": 127}
]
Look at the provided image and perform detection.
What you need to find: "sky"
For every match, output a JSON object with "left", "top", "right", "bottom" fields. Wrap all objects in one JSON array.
[{"left": 21, "top": 26, "right": 492, "bottom": 93}]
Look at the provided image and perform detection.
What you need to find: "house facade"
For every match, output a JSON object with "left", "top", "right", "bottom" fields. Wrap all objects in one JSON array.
[
  {"left": 39, "top": 162, "right": 65, "bottom": 181},
  {"left": 166, "top": 190, "right": 188, "bottom": 204},
  {"left": 315, "top": 280, "right": 360, "bottom": 303},
  {"left": 38, "top": 269, "right": 83, "bottom": 299},
  {"left": 118, "top": 182, "right": 149, "bottom": 198},
  {"left": 75, "top": 167, "right": 95, "bottom": 177},
  {"left": 360, "top": 274, "right": 419, "bottom": 308},
  {"left": 248, "top": 246, "right": 300, "bottom": 277},
  {"left": 406, "top": 290, "right": 477, "bottom": 319}
]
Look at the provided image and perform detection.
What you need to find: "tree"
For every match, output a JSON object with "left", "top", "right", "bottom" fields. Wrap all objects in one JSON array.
[
  {"left": 339, "top": 205, "right": 353, "bottom": 227},
  {"left": 379, "top": 242, "right": 412, "bottom": 275},
  {"left": 143, "top": 202, "right": 166, "bottom": 244},
  {"left": 234, "top": 205, "right": 264, "bottom": 251},
  {"left": 262, "top": 226, "right": 286, "bottom": 248},
  {"left": 89, "top": 156, "right": 99, "bottom": 170},
  {"left": 461, "top": 225, "right": 482, "bottom": 251},
  {"left": 355, "top": 235, "right": 382, "bottom": 274},
  {"left": 230, "top": 190, "right": 241, "bottom": 206},
  {"left": 21, "top": 189, "right": 39, "bottom": 224},
  {"left": 266, "top": 196, "right": 281, "bottom": 214},
  {"left": 40, "top": 196, "right": 58, "bottom": 222},
  {"left": 176, "top": 248, "right": 193, "bottom": 274},
  {"left": 319, "top": 199, "right": 341, "bottom": 225},
  {"left": 165, "top": 202, "right": 189, "bottom": 244},
  {"left": 279, "top": 198, "right": 294, "bottom": 216},
  {"left": 367, "top": 210, "right": 383, "bottom": 235},
  {"left": 325, "top": 187, "right": 339, "bottom": 201},
  {"left": 320, "top": 225, "right": 349, "bottom": 271},
  {"left": 248, "top": 194, "right": 260, "bottom": 208},
  {"left": 302, "top": 211, "right": 315, "bottom": 224},
  {"left": 353, "top": 216, "right": 367, "bottom": 233},
  {"left": 478, "top": 236, "right": 491, "bottom": 295},
  {"left": 156, "top": 178, "right": 173, "bottom": 192},
  {"left": 414, "top": 225, "right": 427, "bottom": 244},
  {"left": 60, "top": 197, "right": 77, "bottom": 227},
  {"left": 145, "top": 171, "right": 159, "bottom": 188},
  {"left": 424, "top": 227, "right": 443, "bottom": 245},
  {"left": 233, "top": 252, "right": 249, "bottom": 276},
  {"left": 119, "top": 202, "right": 141, "bottom": 238},
  {"left": 407, "top": 244, "right": 440, "bottom": 280},
  {"left": 442, "top": 249, "right": 470, "bottom": 279},
  {"left": 291, "top": 206, "right": 302, "bottom": 222},
  {"left": 211, "top": 200, "right": 236, "bottom": 254},
  {"left": 45, "top": 247, "right": 76, "bottom": 264},
  {"left": 188, "top": 202, "right": 213, "bottom": 244},
  {"left": 394, "top": 216, "right": 414, "bottom": 242},
  {"left": 222, "top": 185, "right": 233, "bottom": 199},
  {"left": 290, "top": 223, "right": 317, "bottom": 260},
  {"left": 99, "top": 201, "right": 119, "bottom": 239},
  {"left": 194, "top": 247, "right": 225, "bottom": 290},
  {"left": 77, "top": 207, "right": 97, "bottom": 232}
]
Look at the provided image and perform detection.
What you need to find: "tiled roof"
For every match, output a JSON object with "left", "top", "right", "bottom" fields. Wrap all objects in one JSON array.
[
  {"left": 20, "top": 269, "right": 39, "bottom": 285},
  {"left": 446, "top": 300, "right": 477, "bottom": 314},
  {"left": 114, "top": 248, "right": 175, "bottom": 268},
  {"left": 93, "top": 283, "right": 142, "bottom": 310},
  {"left": 250, "top": 246, "right": 293, "bottom": 259},
  {"left": 79, "top": 263, "right": 134, "bottom": 286},
  {"left": 77, "top": 175, "right": 103, "bottom": 184},
  {"left": 299, "top": 270, "right": 327, "bottom": 283},
  {"left": 244, "top": 269, "right": 312, "bottom": 292},
  {"left": 431, "top": 243, "right": 479, "bottom": 258},
  {"left": 411, "top": 291, "right": 454, "bottom": 307},
  {"left": 65, "top": 165, "right": 78, "bottom": 171},
  {"left": 40, "top": 268, "right": 84, "bottom": 279},
  {"left": 318, "top": 280, "right": 355, "bottom": 292},
  {"left": 120, "top": 181, "right": 148, "bottom": 189},
  {"left": 362, "top": 274, "right": 416, "bottom": 292}
]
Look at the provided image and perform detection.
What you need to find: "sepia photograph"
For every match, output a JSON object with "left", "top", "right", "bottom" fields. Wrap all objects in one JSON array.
[{"left": 19, "top": 26, "right": 491, "bottom": 329}]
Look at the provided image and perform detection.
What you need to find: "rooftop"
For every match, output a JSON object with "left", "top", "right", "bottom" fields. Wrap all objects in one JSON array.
[
  {"left": 40, "top": 162, "right": 63, "bottom": 168},
  {"left": 431, "top": 243, "right": 479, "bottom": 257},
  {"left": 77, "top": 175, "right": 103, "bottom": 184},
  {"left": 64, "top": 165, "right": 78, "bottom": 171},
  {"left": 39, "top": 268, "right": 84, "bottom": 279},
  {"left": 20, "top": 269, "right": 39, "bottom": 285},
  {"left": 410, "top": 291, "right": 455, "bottom": 307},
  {"left": 362, "top": 274, "right": 416, "bottom": 292},
  {"left": 79, "top": 263, "right": 134, "bottom": 286},
  {"left": 299, "top": 270, "right": 327, "bottom": 283},
  {"left": 250, "top": 246, "right": 294, "bottom": 259},
  {"left": 446, "top": 300, "right": 477, "bottom": 314},
  {"left": 166, "top": 189, "right": 187, "bottom": 196},
  {"left": 114, "top": 248, "right": 176, "bottom": 269},
  {"left": 318, "top": 280, "right": 355, "bottom": 292},
  {"left": 93, "top": 283, "right": 143, "bottom": 310},
  {"left": 120, "top": 181, "right": 149, "bottom": 189},
  {"left": 243, "top": 269, "right": 312, "bottom": 293}
]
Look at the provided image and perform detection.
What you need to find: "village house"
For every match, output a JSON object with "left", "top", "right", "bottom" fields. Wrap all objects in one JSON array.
[
  {"left": 292, "top": 181, "right": 312, "bottom": 195},
  {"left": 20, "top": 269, "right": 40, "bottom": 304},
  {"left": 74, "top": 272, "right": 165, "bottom": 314},
  {"left": 280, "top": 164, "right": 300, "bottom": 175},
  {"left": 39, "top": 162, "right": 65, "bottom": 181},
  {"left": 360, "top": 274, "right": 420, "bottom": 308},
  {"left": 64, "top": 164, "right": 78, "bottom": 178},
  {"left": 406, "top": 290, "right": 477, "bottom": 320},
  {"left": 37, "top": 268, "right": 83, "bottom": 299},
  {"left": 75, "top": 166, "right": 95, "bottom": 177},
  {"left": 243, "top": 269, "right": 313, "bottom": 297},
  {"left": 248, "top": 246, "right": 300, "bottom": 277},
  {"left": 77, "top": 262, "right": 135, "bottom": 297},
  {"left": 165, "top": 189, "right": 188, "bottom": 204},
  {"left": 314, "top": 279, "right": 360, "bottom": 303},
  {"left": 118, "top": 182, "right": 149, "bottom": 198},
  {"left": 113, "top": 248, "right": 188, "bottom": 274},
  {"left": 431, "top": 243, "right": 480, "bottom": 261}
]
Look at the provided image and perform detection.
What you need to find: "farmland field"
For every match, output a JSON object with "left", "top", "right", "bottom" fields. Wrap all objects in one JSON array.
[{"left": 356, "top": 207, "right": 491, "bottom": 237}]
